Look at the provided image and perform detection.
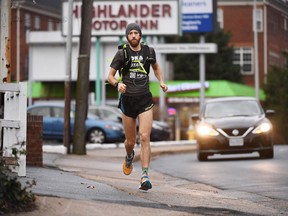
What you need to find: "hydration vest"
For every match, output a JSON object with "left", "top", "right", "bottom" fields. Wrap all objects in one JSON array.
[{"left": 118, "top": 43, "right": 155, "bottom": 81}]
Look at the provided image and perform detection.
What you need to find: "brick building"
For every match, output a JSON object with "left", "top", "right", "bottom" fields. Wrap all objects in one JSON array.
[
  {"left": 218, "top": 0, "right": 288, "bottom": 87},
  {"left": 7, "top": 0, "right": 62, "bottom": 81}
]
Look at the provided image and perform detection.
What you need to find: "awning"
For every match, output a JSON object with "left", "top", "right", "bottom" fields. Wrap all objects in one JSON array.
[{"left": 150, "top": 80, "right": 265, "bottom": 101}]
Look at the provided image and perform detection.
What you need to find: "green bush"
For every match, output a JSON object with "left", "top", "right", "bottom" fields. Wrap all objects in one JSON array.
[
  {"left": 264, "top": 52, "right": 288, "bottom": 143},
  {"left": 0, "top": 153, "right": 36, "bottom": 214}
]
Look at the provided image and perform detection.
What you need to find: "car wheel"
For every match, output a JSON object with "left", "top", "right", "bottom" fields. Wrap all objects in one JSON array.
[
  {"left": 259, "top": 148, "right": 274, "bottom": 159},
  {"left": 87, "top": 128, "right": 106, "bottom": 144},
  {"left": 197, "top": 152, "right": 208, "bottom": 161}
]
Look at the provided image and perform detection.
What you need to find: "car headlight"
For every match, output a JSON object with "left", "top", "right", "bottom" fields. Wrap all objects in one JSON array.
[
  {"left": 252, "top": 122, "right": 272, "bottom": 134},
  {"left": 196, "top": 124, "right": 219, "bottom": 137}
]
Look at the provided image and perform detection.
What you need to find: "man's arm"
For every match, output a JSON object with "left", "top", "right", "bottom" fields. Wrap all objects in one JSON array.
[
  {"left": 107, "top": 67, "right": 118, "bottom": 86},
  {"left": 107, "top": 67, "right": 127, "bottom": 93},
  {"left": 152, "top": 63, "right": 168, "bottom": 92}
]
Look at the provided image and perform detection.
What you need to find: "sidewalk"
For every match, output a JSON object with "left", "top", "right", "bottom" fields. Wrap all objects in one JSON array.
[
  {"left": 42, "top": 140, "right": 197, "bottom": 170},
  {"left": 13, "top": 141, "right": 198, "bottom": 216}
]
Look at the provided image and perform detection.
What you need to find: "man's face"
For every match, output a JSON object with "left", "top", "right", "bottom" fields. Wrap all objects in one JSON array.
[{"left": 127, "top": 30, "right": 141, "bottom": 48}]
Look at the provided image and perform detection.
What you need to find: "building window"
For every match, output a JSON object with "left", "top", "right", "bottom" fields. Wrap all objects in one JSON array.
[
  {"left": 56, "top": 22, "right": 61, "bottom": 31},
  {"left": 253, "top": 9, "right": 263, "bottom": 32},
  {"left": 284, "top": 16, "right": 288, "bottom": 31},
  {"left": 233, "top": 47, "right": 253, "bottom": 75},
  {"left": 217, "top": 9, "right": 223, "bottom": 29},
  {"left": 34, "top": 15, "right": 41, "bottom": 30},
  {"left": 25, "top": 13, "right": 31, "bottom": 29},
  {"left": 268, "top": 52, "right": 280, "bottom": 67},
  {"left": 48, "top": 19, "right": 54, "bottom": 31}
]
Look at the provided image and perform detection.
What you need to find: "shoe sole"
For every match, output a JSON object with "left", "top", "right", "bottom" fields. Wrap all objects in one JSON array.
[
  {"left": 123, "top": 150, "right": 134, "bottom": 175},
  {"left": 122, "top": 160, "right": 133, "bottom": 175},
  {"left": 139, "top": 181, "right": 152, "bottom": 191}
]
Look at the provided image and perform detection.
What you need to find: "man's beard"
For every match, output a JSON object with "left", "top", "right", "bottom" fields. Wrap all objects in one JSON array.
[{"left": 128, "top": 38, "right": 141, "bottom": 48}]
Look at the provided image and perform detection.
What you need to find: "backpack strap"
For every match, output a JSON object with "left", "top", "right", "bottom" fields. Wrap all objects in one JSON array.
[
  {"left": 118, "top": 44, "right": 131, "bottom": 82},
  {"left": 118, "top": 43, "right": 155, "bottom": 82}
]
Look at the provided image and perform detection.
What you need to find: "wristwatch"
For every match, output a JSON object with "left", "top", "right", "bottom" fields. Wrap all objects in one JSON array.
[{"left": 114, "top": 82, "right": 119, "bottom": 88}]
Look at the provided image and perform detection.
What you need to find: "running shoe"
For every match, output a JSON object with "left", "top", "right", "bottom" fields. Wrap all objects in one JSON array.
[
  {"left": 122, "top": 150, "right": 134, "bottom": 175},
  {"left": 139, "top": 175, "right": 152, "bottom": 191}
]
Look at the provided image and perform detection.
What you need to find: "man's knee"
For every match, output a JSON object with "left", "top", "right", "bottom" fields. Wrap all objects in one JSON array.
[
  {"left": 125, "top": 138, "right": 136, "bottom": 145},
  {"left": 139, "top": 132, "right": 150, "bottom": 143}
]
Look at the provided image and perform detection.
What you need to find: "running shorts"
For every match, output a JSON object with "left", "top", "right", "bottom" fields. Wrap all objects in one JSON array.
[{"left": 118, "top": 92, "right": 154, "bottom": 119}]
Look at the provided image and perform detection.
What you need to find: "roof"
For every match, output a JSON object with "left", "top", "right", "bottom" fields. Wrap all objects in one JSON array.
[{"left": 13, "top": 0, "right": 62, "bottom": 14}]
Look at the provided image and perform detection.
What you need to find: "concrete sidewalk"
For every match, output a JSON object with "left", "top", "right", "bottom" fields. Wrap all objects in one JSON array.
[
  {"left": 13, "top": 141, "right": 199, "bottom": 216},
  {"left": 41, "top": 141, "right": 197, "bottom": 178}
]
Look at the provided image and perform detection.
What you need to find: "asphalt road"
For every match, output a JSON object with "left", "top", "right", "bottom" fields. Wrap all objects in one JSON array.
[{"left": 152, "top": 145, "right": 288, "bottom": 214}]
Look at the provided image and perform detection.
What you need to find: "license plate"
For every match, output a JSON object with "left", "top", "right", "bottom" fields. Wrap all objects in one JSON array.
[{"left": 229, "top": 138, "right": 244, "bottom": 146}]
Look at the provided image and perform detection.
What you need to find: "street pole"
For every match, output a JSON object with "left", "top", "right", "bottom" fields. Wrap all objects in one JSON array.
[
  {"left": 95, "top": 36, "right": 101, "bottom": 106},
  {"left": 64, "top": 0, "right": 73, "bottom": 154},
  {"left": 253, "top": 0, "right": 259, "bottom": 99},
  {"left": 199, "top": 34, "right": 206, "bottom": 110},
  {"left": 0, "top": 0, "right": 11, "bottom": 83},
  {"left": 0, "top": 0, "right": 11, "bottom": 151},
  {"left": 16, "top": 4, "right": 20, "bottom": 82},
  {"left": 73, "top": 0, "right": 93, "bottom": 155}
]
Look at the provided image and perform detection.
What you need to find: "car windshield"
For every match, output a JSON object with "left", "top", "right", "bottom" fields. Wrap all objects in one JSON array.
[{"left": 203, "top": 100, "right": 263, "bottom": 118}]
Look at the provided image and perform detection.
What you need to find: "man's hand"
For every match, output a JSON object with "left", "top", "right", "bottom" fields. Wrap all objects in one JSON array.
[
  {"left": 160, "top": 83, "right": 168, "bottom": 92},
  {"left": 118, "top": 82, "right": 127, "bottom": 94}
]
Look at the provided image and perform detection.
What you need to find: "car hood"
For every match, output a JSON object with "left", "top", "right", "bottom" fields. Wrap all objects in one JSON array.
[{"left": 203, "top": 115, "right": 266, "bottom": 128}]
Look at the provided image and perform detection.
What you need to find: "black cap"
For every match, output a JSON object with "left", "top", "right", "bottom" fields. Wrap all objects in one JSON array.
[{"left": 125, "top": 23, "right": 142, "bottom": 38}]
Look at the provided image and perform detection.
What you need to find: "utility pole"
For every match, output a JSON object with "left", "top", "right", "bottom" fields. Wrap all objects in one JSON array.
[
  {"left": 0, "top": 0, "right": 11, "bottom": 83},
  {"left": 0, "top": 0, "right": 11, "bottom": 151},
  {"left": 73, "top": 0, "right": 93, "bottom": 154},
  {"left": 64, "top": 0, "right": 74, "bottom": 154}
]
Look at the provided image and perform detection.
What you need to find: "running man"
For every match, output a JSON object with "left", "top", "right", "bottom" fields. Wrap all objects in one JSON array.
[{"left": 107, "top": 23, "right": 168, "bottom": 191}]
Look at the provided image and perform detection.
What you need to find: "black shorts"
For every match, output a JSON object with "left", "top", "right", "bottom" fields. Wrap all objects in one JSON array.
[{"left": 118, "top": 92, "right": 154, "bottom": 119}]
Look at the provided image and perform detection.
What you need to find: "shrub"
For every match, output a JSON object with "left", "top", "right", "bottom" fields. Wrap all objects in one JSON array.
[{"left": 0, "top": 149, "right": 36, "bottom": 214}]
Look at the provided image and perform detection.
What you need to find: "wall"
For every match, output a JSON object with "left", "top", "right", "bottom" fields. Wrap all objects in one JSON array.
[{"left": 26, "top": 114, "right": 43, "bottom": 167}]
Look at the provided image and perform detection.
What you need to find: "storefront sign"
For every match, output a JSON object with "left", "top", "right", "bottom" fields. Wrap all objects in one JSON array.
[
  {"left": 167, "top": 82, "right": 209, "bottom": 93},
  {"left": 62, "top": 0, "right": 179, "bottom": 36},
  {"left": 182, "top": 0, "right": 214, "bottom": 33}
]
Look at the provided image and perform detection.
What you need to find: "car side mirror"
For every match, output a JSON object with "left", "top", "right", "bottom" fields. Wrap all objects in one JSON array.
[
  {"left": 266, "top": 109, "right": 275, "bottom": 117},
  {"left": 191, "top": 114, "right": 200, "bottom": 122}
]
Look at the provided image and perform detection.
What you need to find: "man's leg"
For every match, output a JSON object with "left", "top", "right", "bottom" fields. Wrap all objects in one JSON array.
[
  {"left": 122, "top": 114, "right": 137, "bottom": 175},
  {"left": 138, "top": 109, "right": 153, "bottom": 190},
  {"left": 138, "top": 109, "right": 153, "bottom": 168}
]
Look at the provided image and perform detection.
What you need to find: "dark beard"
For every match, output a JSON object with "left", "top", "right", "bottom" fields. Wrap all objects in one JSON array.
[{"left": 128, "top": 38, "right": 140, "bottom": 48}]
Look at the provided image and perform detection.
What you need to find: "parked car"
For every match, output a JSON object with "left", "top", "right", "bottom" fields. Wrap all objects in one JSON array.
[
  {"left": 27, "top": 103, "right": 125, "bottom": 144},
  {"left": 192, "top": 97, "right": 274, "bottom": 161},
  {"left": 89, "top": 105, "right": 171, "bottom": 142}
]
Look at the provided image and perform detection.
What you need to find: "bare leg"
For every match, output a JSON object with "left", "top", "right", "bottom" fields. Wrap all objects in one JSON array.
[
  {"left": 138, "top": 109, "right": 153, "bottom": 169},
  {"left": 122, "top": 113, "right": 137, "bottom": 156}
]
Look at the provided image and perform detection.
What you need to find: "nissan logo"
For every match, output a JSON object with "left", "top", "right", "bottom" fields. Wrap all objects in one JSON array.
[{"left": 232, "top": 129, "right": 239, "bottom": 136}]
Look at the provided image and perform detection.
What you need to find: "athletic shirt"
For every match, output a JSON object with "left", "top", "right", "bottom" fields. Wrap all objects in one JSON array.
[{"left": 110, "top": 45, "right": 156, "bottom": 96}]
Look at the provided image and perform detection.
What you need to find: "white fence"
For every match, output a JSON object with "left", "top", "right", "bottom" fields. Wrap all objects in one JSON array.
[{"left": 0, "top": 82, "right": 27, "bottom": 176}]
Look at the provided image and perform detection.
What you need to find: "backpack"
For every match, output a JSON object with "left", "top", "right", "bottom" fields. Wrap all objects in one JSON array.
[{"left": 117, "top": 42, "right": 156, "bottom": 82}]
